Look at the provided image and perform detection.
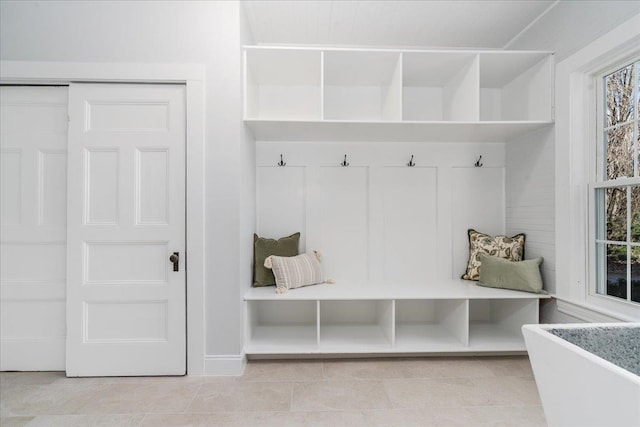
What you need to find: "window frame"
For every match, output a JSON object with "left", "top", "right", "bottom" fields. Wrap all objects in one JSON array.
[
  {"left": 555, "top": 16, "right": 640, "bottom": 323},
  {"left": 588, "top": 57, "right": 640, "bottom": 307}
]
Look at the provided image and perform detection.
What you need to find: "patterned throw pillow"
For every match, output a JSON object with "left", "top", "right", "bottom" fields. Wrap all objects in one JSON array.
[
  {"left": 462, "top": 229, "right": 525, "bottom": 281},
  {"left": 264, "top": 251, "right": 324, "bottom": 293}
]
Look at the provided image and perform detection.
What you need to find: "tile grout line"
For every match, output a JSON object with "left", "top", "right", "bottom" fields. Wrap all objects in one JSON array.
[
  {"left": 289, "top": 381, "right": 295, "bottom": 412},
  {"left": 181, "top": 381, "right": 205, "bottom": 415}
]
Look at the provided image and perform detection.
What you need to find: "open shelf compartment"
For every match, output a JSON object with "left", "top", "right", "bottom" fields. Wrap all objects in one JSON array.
[
  {"left": 394, "top": 299, "right": 469, "bottom": 351},
  {"left": 468, "top": 298, "right": 539, "bottom": 350},
  {"left": 403, "top": 52, "right": 479, "bottom": 121},
  {"left": 323, "top": 50, "right": 402, "bottom": 121},
  {"left": 245, "top": 48, "right": 322, "bottom": 120},
  {"left": 246, "top": 300, "right": 318, "bottom": 353},
  {"left": 319, "top": 300, "right": 394, "bottom": 351},
  {"left": 479, "top": 52, "right": 553, "bottom": 122}
]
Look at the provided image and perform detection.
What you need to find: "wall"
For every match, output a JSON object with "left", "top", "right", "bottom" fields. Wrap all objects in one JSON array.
[
  {"left": 3, "top": 0, "right": 635, "bottom": 360},
  {"left": 505, "top": 126, "right": 574, "bottom": 324},
  {"left": 256, "top": 141, "right": 506, "bottom": 284},
  {"left": 0, "top": 0, "right": 250, "bottom": 373},
  {"left": 505, "top": 127, "right": 555, "bottom": 293},
  {"left": 239, "top": 5, "right": 257, "bottom": 363},
  {"left": 507, "top": 3, "right": 640, "bottom": 322}
]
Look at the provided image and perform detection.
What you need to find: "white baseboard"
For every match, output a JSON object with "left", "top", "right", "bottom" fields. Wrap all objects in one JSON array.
[
  {"left": 556, "top": 299, "right": 628, "bottom": 323},
  {"left": 203, "top": 354, "right": 246, "bottom": 376},
  {"left": 1, "top": 337, "right": 65, "bottom": 371},
  {"left": 1, "top": 339, "right": 248, "bottom": 376}
]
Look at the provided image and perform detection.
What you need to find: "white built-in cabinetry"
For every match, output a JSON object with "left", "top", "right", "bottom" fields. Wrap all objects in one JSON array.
[
  {"left": 243, "top": 46, "right": 554, "bottom": 356},
  {"left": 244, "top": 46, "right": 554, "bottom": 142},
  {"left": 245, "top": 281, "right": 547, "bottom": 354}
]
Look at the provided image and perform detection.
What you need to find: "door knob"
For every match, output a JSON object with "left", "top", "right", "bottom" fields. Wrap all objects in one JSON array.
[{"left": 169, "top": 252, "right": 179, "bottom": 272}]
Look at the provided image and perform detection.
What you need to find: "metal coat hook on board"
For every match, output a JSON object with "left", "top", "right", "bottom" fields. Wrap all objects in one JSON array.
[
  {"left": 407, "top": 155, "right": 415, "bottom": 167},
  {"left": 277, "top": 154, "right": 286, "bottom": 167},
  {"left": 341, "top": 154, "right": 350, "bottom": 167},
  {"left": 474, "top": 155, "right": 483, "bottom": 167}
]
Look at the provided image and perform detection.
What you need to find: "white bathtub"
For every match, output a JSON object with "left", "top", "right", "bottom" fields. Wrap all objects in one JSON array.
[{"left": 523, "top": 323, "right": 640, "bottom": 427}]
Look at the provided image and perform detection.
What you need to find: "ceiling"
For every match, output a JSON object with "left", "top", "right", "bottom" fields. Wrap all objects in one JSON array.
[{"left": 242, "top": 0, "right": 557, "bottom": 49}]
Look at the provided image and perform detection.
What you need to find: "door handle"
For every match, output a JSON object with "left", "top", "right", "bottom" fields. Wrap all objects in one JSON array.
[{"left": 169, "top": 252, "right": 180, "bottom": 272}]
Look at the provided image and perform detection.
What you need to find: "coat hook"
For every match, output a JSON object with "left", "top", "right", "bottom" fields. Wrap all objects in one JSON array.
[
  {"left": 341, "top": 154, "right": 350, "bottom": 167},
  {"left": 277, "top": 154, "right": 286, "bottom": 167},
  {"left": 474, "top": 155, "right": 483, "bottom": 167},
  {"left": 407, "top": 155, "right": 415, "bottom": 167}
]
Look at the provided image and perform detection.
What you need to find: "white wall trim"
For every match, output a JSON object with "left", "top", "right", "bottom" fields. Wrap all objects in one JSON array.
[
  {"left": 204, "top": 354, "right": 247, "bottom": 376},
  {"left": 0, "top": 60, "right": 207, "bottom": 375},
  {"left": 555, "top": 298, "right": 633, "bottom": 323},
  {"left": 0, "top": 61, "right": 204, "bottom": 83},
  {"left": 1, "top": 337, "right": 66, "bottom": 371}
]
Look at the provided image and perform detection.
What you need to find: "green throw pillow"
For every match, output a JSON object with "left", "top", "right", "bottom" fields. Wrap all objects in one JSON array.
[
  {"left": 253, "top": 232, "right": 300, "bottom": 287},
  {"left": 477, "top": 254, "right": 546, "bottom": 294}
]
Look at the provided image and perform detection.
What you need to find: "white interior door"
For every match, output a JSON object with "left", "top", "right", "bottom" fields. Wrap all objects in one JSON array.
[
  {"left": 66, "top": 83, "right": 186, "bottom": 376},
  {"left": 1, "top": 86, "right": 68, "bottom": 370}
]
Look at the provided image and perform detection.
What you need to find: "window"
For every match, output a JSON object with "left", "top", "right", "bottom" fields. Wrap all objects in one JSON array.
[
  {"left": 593, "top": 59, "right": 640, "bottom": 304},
  {"left": 556, "top": 19, "right": 640, "bottom": 321}
]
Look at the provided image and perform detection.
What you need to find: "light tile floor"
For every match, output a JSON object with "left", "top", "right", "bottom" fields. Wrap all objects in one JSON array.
[{"left": 0, "top": 356, "right": 547, "bottom": 426}]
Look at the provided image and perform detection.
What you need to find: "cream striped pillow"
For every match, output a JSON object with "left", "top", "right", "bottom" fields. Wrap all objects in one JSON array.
[{"left": 264, "top": 251, "right": 324, "bottom": 293}]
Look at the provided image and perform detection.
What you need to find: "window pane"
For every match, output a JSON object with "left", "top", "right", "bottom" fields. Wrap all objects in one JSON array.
[
  {"left": 606, "top": 123, "right": 634, "bottom": 179},
  {"left": 636, "top": 63, "right": 639, "bottom": 177},
  {"left": 632, "top": 246, "right": 640, "bottom": 303},
  {"left": 606, "top": 64, "right": 634, "bottom": 127},
  {"left": 596, "top": 242, "right": 606, "bottom": 295},
  {"left": 595, "top": 188, "right": 606, "bottom": 240},
  {"left": 637, "top": 62, "right": 640, "bottom": 114},
  {"left": 606, "top": 244, "right": 627, "bottom": 300},
  {"left": 632, "top": 186, "right": 640, "bottom": 243},
  {"left": 605, "top": 187, "right": 627, "bottom": 242}
]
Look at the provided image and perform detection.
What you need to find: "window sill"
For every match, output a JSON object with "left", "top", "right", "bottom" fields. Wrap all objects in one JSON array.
[{"left": 555, "top": 297, "right": 639, "bottom": 323}]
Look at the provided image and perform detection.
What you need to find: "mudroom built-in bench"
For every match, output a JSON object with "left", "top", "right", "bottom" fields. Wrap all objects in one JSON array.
[
  {"left": 245, "top": 280, "right": 549, "bottom": 355},
  {"left": 243, "top": 45, "right": 555, "bottom": 357}
]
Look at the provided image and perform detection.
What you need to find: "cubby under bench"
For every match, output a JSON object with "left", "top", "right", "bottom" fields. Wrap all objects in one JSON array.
[{"left": 244, "top": 280, "right": 550, "bottom": 356}]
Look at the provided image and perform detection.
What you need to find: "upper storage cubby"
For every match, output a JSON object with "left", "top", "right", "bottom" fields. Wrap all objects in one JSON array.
[
  {"left": 243, "top": 46, "right": 554, "bottom": 142},
  {"left": 323, "top": 51, "right": 402, "bottom": 121},
  {"left": 245, "top": 48, "right": 322, "bottom": 120},
  {"left": 479, "top": 52, "right": 553, "bottom": 121},
  {"left": 402, "top": 52, "right": 479, "bottom": 121}
]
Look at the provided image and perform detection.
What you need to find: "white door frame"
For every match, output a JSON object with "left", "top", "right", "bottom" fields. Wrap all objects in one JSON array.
[{"left": 0, "top": 61, "right": 206, "bottom": 375}]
